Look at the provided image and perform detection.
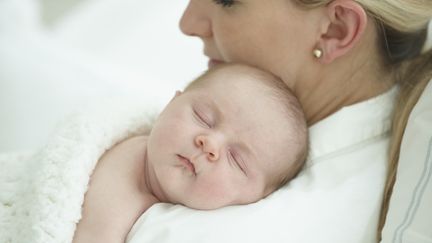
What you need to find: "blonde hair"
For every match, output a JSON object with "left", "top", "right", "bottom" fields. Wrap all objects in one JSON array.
[{"left": 294, "top": 0, "right": 432, "bottom": 240}]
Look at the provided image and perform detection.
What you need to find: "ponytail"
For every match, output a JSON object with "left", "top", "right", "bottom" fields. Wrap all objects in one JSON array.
[{"left": 378, "top": 48, "right": 432, "bottom": 240}]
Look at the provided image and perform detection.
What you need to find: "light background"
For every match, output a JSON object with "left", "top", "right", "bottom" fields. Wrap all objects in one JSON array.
[{"left": 0, "top": 0, "right": 206, "bottom": 152}]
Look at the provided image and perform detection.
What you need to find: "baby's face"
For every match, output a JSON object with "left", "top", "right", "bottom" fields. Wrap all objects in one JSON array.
[{"left": 147, "top": 70, "right": 295, "bottom": 209}]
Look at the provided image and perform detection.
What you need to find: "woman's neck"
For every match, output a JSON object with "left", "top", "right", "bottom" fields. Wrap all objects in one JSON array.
[{"left": 294, "top": 58, "right": 394, "bottom": 125}]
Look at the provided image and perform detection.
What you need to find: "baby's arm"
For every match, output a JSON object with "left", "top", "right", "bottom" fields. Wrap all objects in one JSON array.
[{"left": 73, "top": 136, "right": 158, "bottom": 243}]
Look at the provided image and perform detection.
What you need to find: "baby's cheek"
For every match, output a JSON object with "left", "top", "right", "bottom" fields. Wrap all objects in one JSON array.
[
  {"left": 190, "top": 181, "right": 236, "bottom": 208},
  {"left": 151, "top": 123, "right": 184, "bottom": 148}
]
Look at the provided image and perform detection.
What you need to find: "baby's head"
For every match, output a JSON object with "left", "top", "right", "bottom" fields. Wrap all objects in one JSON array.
[{"left": 147, "top": 64, "right": 308, "bottom": 210}]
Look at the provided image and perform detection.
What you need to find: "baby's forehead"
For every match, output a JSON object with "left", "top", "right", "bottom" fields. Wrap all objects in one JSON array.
[{"left": 197, "top": 68, "right": 295, "bottom": 127}]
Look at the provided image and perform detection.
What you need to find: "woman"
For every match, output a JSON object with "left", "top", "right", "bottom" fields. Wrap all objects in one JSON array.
[{"left": 179, "top": 0, "right": 432, "bottom": 241}]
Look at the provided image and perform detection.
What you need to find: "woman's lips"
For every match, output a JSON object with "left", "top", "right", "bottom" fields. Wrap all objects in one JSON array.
[
  {"left": 208, "top": 59, "right": 224, "bottom": 68},
  {"left": 177, "top": 154, "right": 196, "bottom": 174}
]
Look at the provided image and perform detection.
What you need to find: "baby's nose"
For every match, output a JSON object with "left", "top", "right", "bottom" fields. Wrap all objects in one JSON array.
[{"left": 195, "top": 135, "right": 220, "bottom": 161}]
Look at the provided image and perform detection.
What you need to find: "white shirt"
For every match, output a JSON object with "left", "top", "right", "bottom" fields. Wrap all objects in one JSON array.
[{"left": 127, "top": 87, "right": 398, "bottom": 243}]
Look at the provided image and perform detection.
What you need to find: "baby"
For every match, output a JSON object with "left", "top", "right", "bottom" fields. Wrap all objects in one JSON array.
[{"left": 73, "top": 64, "right": 308, "bottom": 243}]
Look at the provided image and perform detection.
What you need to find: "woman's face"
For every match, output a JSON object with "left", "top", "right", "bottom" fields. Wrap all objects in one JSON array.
[{"left": 180, "top": 0, "right": 319, "bottom": 88}]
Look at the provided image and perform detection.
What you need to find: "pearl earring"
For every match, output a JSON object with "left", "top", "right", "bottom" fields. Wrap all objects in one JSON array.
[{"left": 313, "top": 49, "right": 323, "bottom": 59}]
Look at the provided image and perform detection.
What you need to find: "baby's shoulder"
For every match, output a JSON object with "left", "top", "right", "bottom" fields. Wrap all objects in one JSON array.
[
  {"left": 122, "top": 135, "right": 148, "bottom": 147},
  {"left": 99, "top": 135, "right": 148, "bottom": 165},
  {"left": 113, "top": 135, "right": 148, "bottom": 152}
]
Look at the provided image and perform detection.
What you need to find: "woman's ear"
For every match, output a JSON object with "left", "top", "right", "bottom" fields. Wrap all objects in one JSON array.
[{"left": 317, "top": 0, "right": 367, "bottom": 63}]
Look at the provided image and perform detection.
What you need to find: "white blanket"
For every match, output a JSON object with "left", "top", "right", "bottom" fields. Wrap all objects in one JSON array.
[{"left": 0, "top": 101, "right": 152, "bottom": 243}]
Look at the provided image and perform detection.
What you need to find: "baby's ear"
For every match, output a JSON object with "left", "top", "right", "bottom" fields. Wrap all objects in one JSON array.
[
  {"left": 175, "top": 90, "right": 182, "bottom": 97},
  {"left": 169, "top": 90, "right": 182, "bottom": 102}
]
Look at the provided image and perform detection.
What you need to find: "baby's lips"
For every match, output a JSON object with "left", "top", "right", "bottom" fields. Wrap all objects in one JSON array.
[{"left": 177, "top": 154, "right": 196, "bottom": 174}]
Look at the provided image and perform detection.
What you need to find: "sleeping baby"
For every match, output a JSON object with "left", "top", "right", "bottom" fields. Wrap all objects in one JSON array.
[{"left": 72, "top": 64, "right": 308, "bottom": 243}]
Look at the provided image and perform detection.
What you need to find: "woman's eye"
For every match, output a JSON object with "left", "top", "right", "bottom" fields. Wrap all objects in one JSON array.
[{"left": 212, "top": 0, "right": 235, "bottom": 8}]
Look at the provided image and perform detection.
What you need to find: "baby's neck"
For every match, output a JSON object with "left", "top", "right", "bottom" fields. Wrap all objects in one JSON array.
[{"left": 142, "top": 145, "right": 168, "bottom": 204}]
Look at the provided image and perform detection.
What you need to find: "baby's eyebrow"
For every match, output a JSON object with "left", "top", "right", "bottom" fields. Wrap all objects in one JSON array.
[
  {"left": 208, "top": 99, "right": 222, "bottom": 118},
  {"left": 194, "top": 96, "right": 222, "bottom": 121}
]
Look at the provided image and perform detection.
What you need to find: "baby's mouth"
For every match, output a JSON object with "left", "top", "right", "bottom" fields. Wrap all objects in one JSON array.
[{"left": 177, "top": 154, "right": 196, "bottom": 174}]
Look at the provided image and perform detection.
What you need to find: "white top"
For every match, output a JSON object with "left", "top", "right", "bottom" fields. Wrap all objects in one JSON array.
[{"left": 127, "top": 87, "right": 398, "bottom": 243}]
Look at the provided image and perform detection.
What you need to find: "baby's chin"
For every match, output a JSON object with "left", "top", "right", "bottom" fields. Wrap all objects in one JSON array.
[
  {"left": 181, "top": 198, "right": 249, "bottom": 210},
  {"left": 183, "top": 203, "right": 227, "bottom": 211},
  {"left": 176, "top": 198, "right": 228, "bottom": 210},
  {"left": 171, "top": 190, "right": 263, "bottom": 210}
]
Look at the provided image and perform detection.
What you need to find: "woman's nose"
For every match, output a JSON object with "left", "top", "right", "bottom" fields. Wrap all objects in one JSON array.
[
  {"left": 195, "top": 134, "right": 220, "bottom": 161},
  {"left": 179, "top": 1, "right": 212, "bottom": 38}
]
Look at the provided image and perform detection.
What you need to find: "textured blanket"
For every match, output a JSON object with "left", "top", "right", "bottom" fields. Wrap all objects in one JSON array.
[{"left": 0, "top": 100, "right": 153, "bottom": 243}]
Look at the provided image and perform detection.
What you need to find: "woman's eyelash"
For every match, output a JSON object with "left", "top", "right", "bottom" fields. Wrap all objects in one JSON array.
[{"left": 212, "top": 0, "right": 235, "bottom": 8}]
